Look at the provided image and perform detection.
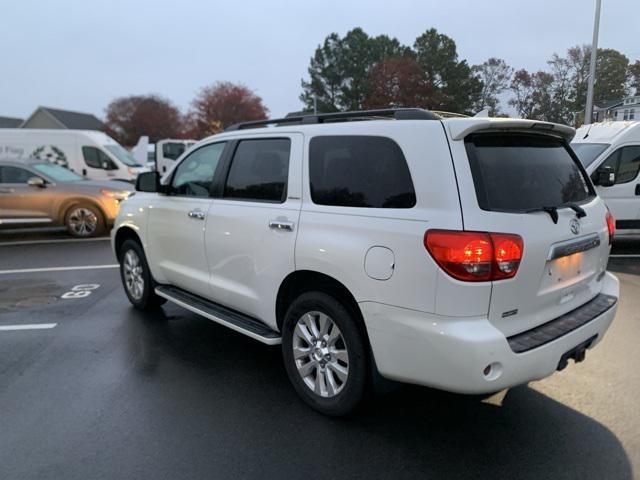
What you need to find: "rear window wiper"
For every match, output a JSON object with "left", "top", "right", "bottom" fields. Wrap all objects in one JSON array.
[
  {"left": 525, "top": 204, "right": 586, "bottom": 224},
  {"left": 526, "top": 206, "right": 559, "bottom": 224},
  {"left": 566, "top": 203, "right": 587, "bottom": 218}
]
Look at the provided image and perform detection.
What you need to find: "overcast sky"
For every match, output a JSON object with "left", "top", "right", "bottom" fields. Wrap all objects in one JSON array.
[{"left": 2, "top": 0, "right": 638, "bottom": 121}]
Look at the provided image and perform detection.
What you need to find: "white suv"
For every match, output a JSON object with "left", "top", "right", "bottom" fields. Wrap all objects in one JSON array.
[{"left": 112, "top": 109, "right": 619, "bottom": 416}]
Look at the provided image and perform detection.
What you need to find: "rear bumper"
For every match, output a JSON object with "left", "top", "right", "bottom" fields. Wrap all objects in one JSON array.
[{"left": 361, "top": 272, "right": 619, "bottom": 394}]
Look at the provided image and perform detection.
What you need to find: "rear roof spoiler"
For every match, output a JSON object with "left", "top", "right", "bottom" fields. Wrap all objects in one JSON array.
[{"left": 446, "top": 118, "right": 576, "bottom": 142}]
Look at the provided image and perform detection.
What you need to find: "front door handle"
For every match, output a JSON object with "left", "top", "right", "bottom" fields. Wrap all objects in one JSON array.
[
  {"left": 269, "top": 220, "right": 294, "bottom": 231},
  {"left": 635, "top": 184, "right": 640, "bottom": 196},
  {"left": 188, "top": 209, "right": 206, "bottom": 220}
]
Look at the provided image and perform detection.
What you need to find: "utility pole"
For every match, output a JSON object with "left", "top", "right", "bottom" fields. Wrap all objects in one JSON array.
[{"left": 584, "top": 0, "right": 602, "bottom": 125}]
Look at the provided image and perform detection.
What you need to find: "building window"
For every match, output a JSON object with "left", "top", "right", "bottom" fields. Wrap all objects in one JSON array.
[
  {"left": 630, "top": 109, "right": 636, "bottom": 120},
  {"left": 623, "top": 109, "right": 629, "bottom": 120}
]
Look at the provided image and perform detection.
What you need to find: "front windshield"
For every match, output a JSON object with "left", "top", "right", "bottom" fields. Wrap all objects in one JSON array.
[
  {"left": 570, "top": 143, "right": 609, "bottom": 168},
  {"left": 104, "top": 144, "right": 142, "bottom": 167},
  {"left": 32, "top": 162, "right": 83, "bottom": 182}
]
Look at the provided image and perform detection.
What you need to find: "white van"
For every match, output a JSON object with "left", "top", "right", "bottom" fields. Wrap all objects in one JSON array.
[
  {"left": 0, "top": 129, "right": 148, "bottom": 182},
  {"left": 131, "top": 137, "right": 196, "bottom": 174},
  {"left": 572, "top": 121, "right": 640, "bottom": 235},
  {"left": 154, "top": 139, "right": 196, "bottom": 174}
]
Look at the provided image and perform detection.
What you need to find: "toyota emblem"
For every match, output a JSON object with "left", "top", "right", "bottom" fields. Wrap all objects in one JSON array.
[{"left": 570, "top": 218, "right": 580, "bottom": 235}]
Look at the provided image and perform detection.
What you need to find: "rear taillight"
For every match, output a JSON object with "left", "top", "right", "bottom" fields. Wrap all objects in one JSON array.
[
  {"left": 605, "top": 209, "right": 615, "bottom": 245},
  {"left": 424, "top": 230, "right": 523, "bottom": 282}
]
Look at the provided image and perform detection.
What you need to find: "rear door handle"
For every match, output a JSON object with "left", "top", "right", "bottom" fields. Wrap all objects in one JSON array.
[
  {"left": 0, "top": 188, "right": 15, "bottom": 194},
  {"left": 188, "top": 209, "right": 206, "bottom": 220},
  {"left": 269, "top": 220, "right": 294, "bottom": 231}
]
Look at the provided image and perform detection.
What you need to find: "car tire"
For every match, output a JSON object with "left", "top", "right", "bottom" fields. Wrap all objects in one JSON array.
[
  {"left": 65, "top": 204, "right": 105, "bottom": 238},
  {"left": 119, "top": 239, "right": 166, "bottom": 310},
  {"left": 282, "top": 291, "right": 368, "bottom": 416}
]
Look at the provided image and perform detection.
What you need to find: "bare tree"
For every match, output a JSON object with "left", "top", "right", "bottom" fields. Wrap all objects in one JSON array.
[{"left": 473, "top": 58, "right": 513, "bottom": 115}]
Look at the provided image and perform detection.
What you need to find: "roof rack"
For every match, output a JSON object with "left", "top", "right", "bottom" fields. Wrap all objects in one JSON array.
[
  {"left": 224, "top": 108, "right": 441, "bottom": 131},
  {"left": 431, "top": 110, "right": 470, "bottom": 119}
]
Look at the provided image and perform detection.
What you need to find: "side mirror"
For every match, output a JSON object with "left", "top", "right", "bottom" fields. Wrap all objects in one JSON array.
[
  {"left": 102, "top": 160, "right": 117, "bottom": 170},
  {"left": 27, "top": 176, "right": 46, "bottom": 188},
  {"left": 595, "top": 165, "right": 616, "bottom": 187},
  {"left": 136, "top": 171, "right": 161, "bottom": 192}
]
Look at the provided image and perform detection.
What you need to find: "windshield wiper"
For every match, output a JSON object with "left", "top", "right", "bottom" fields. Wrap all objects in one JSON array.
[
  {"left": 567, "top": 203, "right": 587, "bottom": 218},
  {"left": 526, "top": 206, "right": 559, "bottom": 224}
]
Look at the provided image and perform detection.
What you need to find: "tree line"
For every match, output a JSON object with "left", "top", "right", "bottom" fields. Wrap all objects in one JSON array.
[
  {"left": 105, "top": 27, "right": 640, "bottom": 145},
  {"left": 301, "top": 27, "right": 640, "bottom": 124}
]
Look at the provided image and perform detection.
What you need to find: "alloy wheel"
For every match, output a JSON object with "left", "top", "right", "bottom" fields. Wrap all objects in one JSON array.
[
  {"left": 123, "top": 249, "right": 144, "bottom": 300},
  {"left": 67, "top": 207, "right": 97, "bottom": 237},
  {"left": 292, "top": 311, "right": 349, "bottom": 398}
]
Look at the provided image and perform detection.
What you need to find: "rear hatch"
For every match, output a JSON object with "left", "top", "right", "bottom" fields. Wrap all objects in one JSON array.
[{"left": 453, "top": 129, "right": 611, "bottom": 337}]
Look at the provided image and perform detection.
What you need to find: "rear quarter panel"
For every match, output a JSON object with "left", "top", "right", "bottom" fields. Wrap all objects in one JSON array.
[{"left": 296, "top": 121, "right": 464, "bottom": 314}]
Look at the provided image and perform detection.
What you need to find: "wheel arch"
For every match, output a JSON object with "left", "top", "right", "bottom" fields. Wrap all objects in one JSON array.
[
  {"left": 60, "top": 197, "right": 106, "bottom": 225},
  {"left": 275, "top": 270, "right": 368, "bottom": 340},
  {"left": 113, "top": 226, "right": 143, "bottom": 261}
]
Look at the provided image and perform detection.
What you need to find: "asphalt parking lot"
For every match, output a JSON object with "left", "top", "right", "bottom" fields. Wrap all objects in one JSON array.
[{"left": 1, "top": 229, "right": 639, "bottom": 480}]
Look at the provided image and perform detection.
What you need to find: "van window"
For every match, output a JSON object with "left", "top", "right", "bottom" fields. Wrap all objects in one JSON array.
[
  {"left": 82, "top": 147, "right": 114, "bottom": 169},
  {"left": 309, "top": 136, "right": 416, "bottom": 208},
  {"left": 594, "top": 146, "right": 640, "bottom": 184},
  {"left": 465, "top": 133, "right": 593, "bottom": 212},
  {"left": 571, "top": 143, "right": 609, "bottom": 168},
  {"left": 104, "top": 144, "right": 140, "bottom": 166},
  {"left": 223, "top": 138, "right": 290, "bottom": 203},
  {"left": 171, "top": 142, "right": 226, "bottom": 197}
]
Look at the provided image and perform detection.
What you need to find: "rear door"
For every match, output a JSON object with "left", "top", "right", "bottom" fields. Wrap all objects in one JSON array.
[
  {"left": 204, "top": 134, "right": 303, "bottom": 328},
  {"left": 450, "top": 131, "right": 610, "bottom": 337},
  {"left": 591, "top": 144, "right": 640, "bottom": 229}
]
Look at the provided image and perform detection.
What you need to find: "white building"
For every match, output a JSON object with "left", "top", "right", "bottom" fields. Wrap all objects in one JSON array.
[{"left": 591, "top": 96, "right": 639, "bottom": 122}]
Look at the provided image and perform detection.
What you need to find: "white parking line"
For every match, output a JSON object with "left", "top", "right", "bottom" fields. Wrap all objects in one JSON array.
[
  {"left": 0, "top": 264, "right": 118, "bottom": 275},
  {"left": 0, "top": 237, "right": 110, "bottom": 247},
  {"left": 609, "top": 254, "right": 640, "bottom": 258},
  {"left": 0, "top": 323, "right": 57, "bottom": 331}
]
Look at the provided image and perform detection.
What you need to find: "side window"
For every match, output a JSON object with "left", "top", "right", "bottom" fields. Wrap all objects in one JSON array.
[
  {"left": 171, "top": 142, "right": 226, "bottom": 197},
  {"left": 309, "top": 136, "right": 416, "bottom": 208},
  {"left": 616, "top": 146, "right": 640, "bottom": 183},
  {"left": 0, "top": 166, "right": 34, "bottom": 183},
  {"left": 82, "top": 147, "right": 113, "bottom": 169},
  {"left": 223, "top": 138, "right": 291, "bottom": 203},
  {"left": 595, "top": 146, "right": 640, "bottom": 184}
]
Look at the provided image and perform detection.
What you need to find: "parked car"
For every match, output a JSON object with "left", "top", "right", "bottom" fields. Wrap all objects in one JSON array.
[
  {"left": 0, "top": 129, "right": 148, "bottom": 182},
  {"left": 0, "top": 160, "right": 133, "bottom": 237},
  {"left": 572, "top": 121, "right": 640, "bottom": 236},
  {"left": 112, "top": 109, "right": 619, "bottom": 415}
]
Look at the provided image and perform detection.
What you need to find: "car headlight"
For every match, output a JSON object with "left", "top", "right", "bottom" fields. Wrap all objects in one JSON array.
[{"left": 101, "top": 189, "right": 132, "bottom": 201}]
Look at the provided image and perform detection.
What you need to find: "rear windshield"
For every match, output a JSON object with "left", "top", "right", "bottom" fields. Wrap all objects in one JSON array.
[
  {"left": 465, "top": 133, "right": 594, "bottom": 212},
  {"left": 570, "top": 142, "right": 609, "bottom": 167}
]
